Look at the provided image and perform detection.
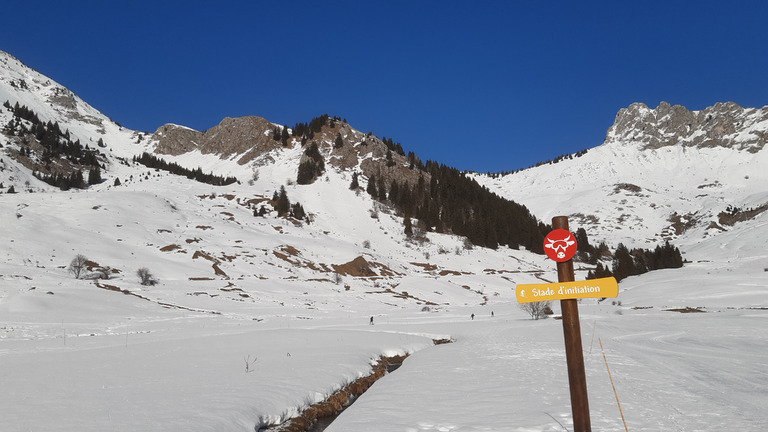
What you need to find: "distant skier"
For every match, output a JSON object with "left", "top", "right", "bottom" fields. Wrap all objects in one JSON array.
[
  {"left": 491, "top": 311, "right": 494, "bottom": 318},
  {"left": 471, "top": 313, "right": 475, "bottom": 320},
  {"left": 370, "top": 316, "right": 374, "bottom": 325}
]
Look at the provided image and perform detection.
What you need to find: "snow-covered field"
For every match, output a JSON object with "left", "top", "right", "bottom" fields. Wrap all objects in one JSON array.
[
  {"left": 2, "top": 176, "right": 767, "bottom": 431},
  {"left": 2, "top": 49, "right": 767, "bottom": 431}
]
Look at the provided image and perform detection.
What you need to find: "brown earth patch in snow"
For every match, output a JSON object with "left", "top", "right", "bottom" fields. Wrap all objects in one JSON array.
[
  {"left": 718, "top": 202, "right": 768, "bottom": 226},
  {"left": 410, "top": 262, "right": 438, "bottom": 272},
  {"left": 333, "top": 256, "right": 377, "bottom": 277},
  {"left": 273, "top": 250, "right": 300, "bottom": 266},
  {"left": 364, "top": 288, "right": 439, "bottom": 306},
  {"left": 664, "top": 306, "right": 706, "bottom": 313},
  {"left": 212, "top": 262, "right": 229, "bottom": 279},
  {"left": 190, "top": 251, "right": 228, "bottom": 278},
  {"left": 192, "top": 250, "right": 216, "bottom": 261},
  {"left": 438, "top": 269, "right": 463, "bottom": 276},
  {"left": 462, "top": 285, "right": 489, "bottom": 305},
  {"left": 665, "top": 212, "right": 699, "bottom": 237},
  {"left": 281, "top": 245, "right": 301, "bottom": 256}
]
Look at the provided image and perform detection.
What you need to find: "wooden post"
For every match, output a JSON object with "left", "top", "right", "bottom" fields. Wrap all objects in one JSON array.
[{"left": 552, "top": 216, "right": 591, "bottom": 432}]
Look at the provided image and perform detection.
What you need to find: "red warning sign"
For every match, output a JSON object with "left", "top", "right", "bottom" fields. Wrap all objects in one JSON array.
[{"left": 543, "top": 229, "right": 577, "bottom": 262}]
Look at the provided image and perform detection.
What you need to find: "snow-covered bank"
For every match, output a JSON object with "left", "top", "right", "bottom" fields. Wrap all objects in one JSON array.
[
  {"left": 324, "top": 300, "right": 768, "bottom": 431},
  {"left": 0, "top": 316, "right": 434, "bottom": 431},
  {"left": 3, "top": 286, "right": 766, "bottom": 431}
]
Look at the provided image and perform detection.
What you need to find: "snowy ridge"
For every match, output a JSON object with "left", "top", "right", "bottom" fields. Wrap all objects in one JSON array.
[
  {"left": 0, "top": 50, "right": 145, "bottom": 158},
  {"left": 2, "top": 50, "right": 768, "bottom": 431},
  {"left": 473, "top": 102, "right": 768, "bottom": 252}
]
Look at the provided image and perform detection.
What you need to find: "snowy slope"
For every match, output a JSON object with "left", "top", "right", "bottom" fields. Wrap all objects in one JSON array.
[
  {"left": 2, "top": 50, "right": 767, "bottom": 431},
  {"left": 472, "top": 103, "right": 768, "bottom": 251}
]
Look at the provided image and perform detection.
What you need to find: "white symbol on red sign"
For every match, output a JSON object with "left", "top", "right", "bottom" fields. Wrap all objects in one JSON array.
[{"left": 543, "top": 229, "right": 577, "bottom": 262}]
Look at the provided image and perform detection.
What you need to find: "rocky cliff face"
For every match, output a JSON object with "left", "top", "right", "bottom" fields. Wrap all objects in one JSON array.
[
  {"left": 604, "top": 101, "right": 768, "bottom": 152},
  {"left": 152, "top": 116, "right": 281, "bottom": 163},
  {"left": 151, "top": 115, "right": 427, "bottom": 189}
]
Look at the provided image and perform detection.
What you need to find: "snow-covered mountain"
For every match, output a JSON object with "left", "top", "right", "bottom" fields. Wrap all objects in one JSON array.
[
  {"left": 2, "top": 49, "right": 767, "bottom": 432},
  {"left": 473, "top": 101, "right": 768, "bottom": 259}
]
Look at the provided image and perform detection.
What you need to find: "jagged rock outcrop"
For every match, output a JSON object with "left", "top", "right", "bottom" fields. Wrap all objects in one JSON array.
[
  {"left": 604, "top": 101, "right": 768, "bottom": 152},
  {"left": 152, "top": 115, "right": 429, "bottom": 190},
  {"left": 152, "top": 116, "right": 280, "bottom": 163},
  {"left": 153, "top": 124, "right": 202, "bottom": 155}
]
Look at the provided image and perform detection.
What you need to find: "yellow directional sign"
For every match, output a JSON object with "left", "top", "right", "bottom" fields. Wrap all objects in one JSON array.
[{"left": 516, "top": 277, "right": 618, "bottom": 303}]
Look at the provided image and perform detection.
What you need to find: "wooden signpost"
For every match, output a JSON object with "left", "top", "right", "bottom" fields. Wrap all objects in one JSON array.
[{"left": 516, "top": 216, "right": 619, "bottom": 432}]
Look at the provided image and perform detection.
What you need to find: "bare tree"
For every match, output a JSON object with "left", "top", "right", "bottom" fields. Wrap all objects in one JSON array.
[
  {"left": 519, "top": 301, "right": 551, "bottom": 320},
  {"left": 137, "top": 267, "right": 155, "bottom": 286},
  {"left": 68, "top": 254, "right": 88, "bottom": 279}
]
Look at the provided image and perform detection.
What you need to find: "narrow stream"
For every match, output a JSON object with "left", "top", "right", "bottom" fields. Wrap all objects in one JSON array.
[
  {"left": 307, "top": 360, "right": 403, "bottom": 432},
  {"left": 264, "top": 340, "right": 452, "bottom": 432}
]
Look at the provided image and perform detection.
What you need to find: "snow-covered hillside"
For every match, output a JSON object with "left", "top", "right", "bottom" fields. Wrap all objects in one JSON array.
[
  {"left": 2, "top": 50, "right": 767, "bottom": 431},
  {"left": 473, "top": 102, "right": 768, "bottom": 252},
  {"left": 0, "top": 51, "right": 150, "bottom": 189}
]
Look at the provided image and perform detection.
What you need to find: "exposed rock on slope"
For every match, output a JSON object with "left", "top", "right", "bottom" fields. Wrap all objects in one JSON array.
[
  {"left": 606, "top": 101, "right": 768, "bottom": 152},
  {"left": 473, "top": 101, "right": 768, "bottom": 250},
  {"left": 153, "top": 116, "right": 279, "bottom": 162},
  {"left": 152, "top": 115, "right": 428, "bottom": 190}
]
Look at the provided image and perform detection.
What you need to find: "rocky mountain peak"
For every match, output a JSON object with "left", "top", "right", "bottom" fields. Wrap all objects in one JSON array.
[
  {"left": 152, "top": 116, "right": 278, "bottom": 161},
  {"left": 150, "top": 114, "right": 427, "bottom": 190},
  {"left": 604, "top": 101, "right": 768, "bottom": 152}
]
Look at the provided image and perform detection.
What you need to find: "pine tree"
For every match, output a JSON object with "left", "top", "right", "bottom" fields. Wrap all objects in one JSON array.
[
  {"left": 297, "top": 161, "right": 316, "bottom": 185},
  {"left": 334, "top": 133, "right": 343, "bottom": 148},
  {"left": 388, "top": 180, "right": 399, "bottom": 203},
  {"left": 386, "top": 150, "right": 395, "bottom": 167},
  {"left": 73, "top": 170, "right": 85, "bottom": 189},
  {"left": 281, "top": 126, "right": 290, "bottom": 146},
  {"left": 88, "top": 165, "right": 102, "bottom": 185},
  {"left": 404, "top": 216, "right": 413, "bottom": 237},
  {"left": 276, "top": 186, "right": 290, "bottom": 216},
  {"left": 350, "top": 172, "right": 359, "bottom": 190},
  {"left": 377, "top": 177, "right": 387, "bottom": 201},
  {"left": 366, "top": 175, "right": 377, "bottom": 198},
  {"left": 612, "top": 243, "right": 636, "bottom": 282},
  {"left": 297, "top": 142, "right": 325, "bottom": 184},
  {"left": 291, "top": 202, "right": 306, "bottom": 220}
]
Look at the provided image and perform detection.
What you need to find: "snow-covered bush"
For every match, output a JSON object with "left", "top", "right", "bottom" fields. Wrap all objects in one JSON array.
[
  {"left": 519, "top": 301, "right": 551, "bottom": 320},
  {"left": 137, "top": 267, "right": 156, "bottom": 286}
]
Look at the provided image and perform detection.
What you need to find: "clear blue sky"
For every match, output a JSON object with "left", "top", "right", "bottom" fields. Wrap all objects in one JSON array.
[{"left": 3, "top": 1, "right": 767, "bottom": 172}]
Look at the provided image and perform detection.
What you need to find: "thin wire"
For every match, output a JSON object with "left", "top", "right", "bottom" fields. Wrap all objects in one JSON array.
[
  {"left": 544, "top": 412, "right": 569, "bottom": 432},
  {"left": 600, "top": 337, "right": 629, "bottom": 432}
]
